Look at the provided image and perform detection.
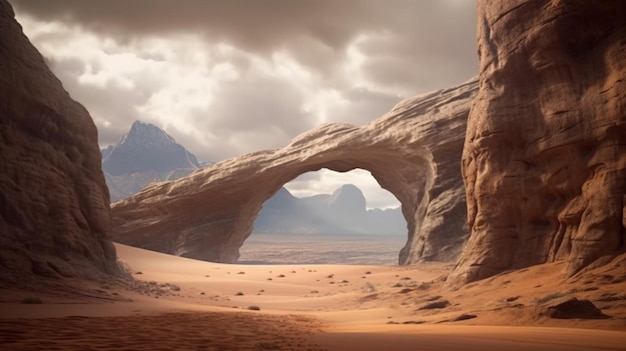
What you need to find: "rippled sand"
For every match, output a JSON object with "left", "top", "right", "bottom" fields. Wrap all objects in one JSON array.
[{"left": 1, "top": 243, "right": 625, "bottom": 350}]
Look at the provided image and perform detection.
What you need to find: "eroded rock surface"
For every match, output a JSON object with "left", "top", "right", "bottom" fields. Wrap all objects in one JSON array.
[
  {"left": 111, "top": 79, "right": 478, "bottom": 264},
  {"left": 0, "top": 0, "right": 118, "bottom": 285},
  {"left": 449, "top": 0, "right": 626, "bottom": 285}
]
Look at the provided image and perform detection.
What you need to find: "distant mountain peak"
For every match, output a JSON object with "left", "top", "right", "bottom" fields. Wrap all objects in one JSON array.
[
  {"left": 327, "top": 183, "right": 366, "bottom": 211},
  {"left": 117, "top": 120, "right": 177, "bottom": 149},
  {"left": 102, "top": 120, "right": 199, "bottom": 176},
  {"left": 253, "top": 183, "right": 405, "bottom": 236}
]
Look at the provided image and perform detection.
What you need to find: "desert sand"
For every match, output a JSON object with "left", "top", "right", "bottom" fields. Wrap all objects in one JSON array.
[{"left": 1, "top": 243, "right": 626, "bottom": 350}]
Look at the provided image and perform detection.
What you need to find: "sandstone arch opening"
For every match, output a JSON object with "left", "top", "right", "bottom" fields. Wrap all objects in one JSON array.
[
  {"left": 112, "top": 85, "right": 476, "bottom": 269},
  {"left": 238, "top": 169, "right": 407, "bottom": 265}
]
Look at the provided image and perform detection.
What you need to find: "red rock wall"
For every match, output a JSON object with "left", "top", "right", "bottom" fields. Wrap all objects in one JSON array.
[
  {"left": 450, "top": 0, "right": 626, "bottom": 285},
  {"left": 0, "top": 0, "right": 118, "bottom": 285}
]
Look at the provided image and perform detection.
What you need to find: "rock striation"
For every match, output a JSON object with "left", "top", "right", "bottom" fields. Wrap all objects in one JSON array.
[
  {"left": 111, "top": 79, "right": 478, "bottom": 264},
  {"left": 0, "top": 0, "right": 118, "bottom": 285},
  {"left": 449, "top": 0, "right": 626, "bottom": 285}
]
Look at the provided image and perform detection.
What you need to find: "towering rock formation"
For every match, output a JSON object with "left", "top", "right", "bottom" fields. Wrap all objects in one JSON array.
[
  {"left": 111, "top": 79, "right": 477, "bottom": 264},
  {"left": 0, "top": 0, "right": 118, "bottom": 285},
  {"left": 449, "top": 0, "right": 626, "bottom": 285}
]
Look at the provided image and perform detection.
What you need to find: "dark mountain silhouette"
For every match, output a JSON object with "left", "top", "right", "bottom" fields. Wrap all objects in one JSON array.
[
  {"left": 103, "top": 120, "right": 199, "bottom": 176},
  {"left": 254, "top": 185, "right": 406, "bottom": 236},
  {"left": 102, "top": 121, "right": 202, "bottom": 201}
]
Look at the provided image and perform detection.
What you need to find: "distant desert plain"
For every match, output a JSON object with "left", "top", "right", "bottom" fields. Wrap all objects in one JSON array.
[{"left": 2, "top": 243, "right": 626, "bottom": 351}]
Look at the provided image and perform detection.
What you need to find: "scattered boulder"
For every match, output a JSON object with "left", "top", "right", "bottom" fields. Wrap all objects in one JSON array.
[
  {"left": 362, "top": 282, "right": 376, "bottom": 293},
  {"left": 359, "top": 293, "right": 379, "bottom": 303},
  {"left": 452, "top": 314, "right": 477, "bottom": 322},
  {"left": 543, "top": 298, "right": 609, "bottom": 319},
  {"left": 418, "top": 300, "right": 450, "bottom": 310}
]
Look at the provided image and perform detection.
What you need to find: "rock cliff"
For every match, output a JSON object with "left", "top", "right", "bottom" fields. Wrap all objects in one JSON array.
[
  {"left": 449, "top": 0, "right": 626, "bottom": 285},
  {"left": 0, "top": 0, "right": 118, "bottom": 285},
  {"left": 111, "top": 79, "right": 477, "bottom": 264}
]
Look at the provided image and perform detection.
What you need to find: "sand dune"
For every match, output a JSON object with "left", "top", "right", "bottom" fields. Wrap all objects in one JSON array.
[{"left": 1, "top": 243, "right": 625, "bottom": 350}]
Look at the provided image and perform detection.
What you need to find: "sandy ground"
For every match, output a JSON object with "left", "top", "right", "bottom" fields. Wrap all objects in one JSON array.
[{"left": 1, "top": 243, "right": 626, "bottom": 350}]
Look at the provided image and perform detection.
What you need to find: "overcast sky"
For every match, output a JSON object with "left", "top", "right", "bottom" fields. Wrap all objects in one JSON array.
[{"left": 12, "top": 0, "right": 477, "bottom": 209}]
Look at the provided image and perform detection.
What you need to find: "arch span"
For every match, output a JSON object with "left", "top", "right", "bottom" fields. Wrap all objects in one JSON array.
[{"left": 110, "top": 79, "right": 477, "bottom": 265}]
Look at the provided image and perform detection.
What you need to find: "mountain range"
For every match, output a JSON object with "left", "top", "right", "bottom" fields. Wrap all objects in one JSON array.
[
  {"left": 102, "top": 121, "right": 405, "bottom": 236},
  {"left": 254, "top": 185, "right": 405, "bottom": 236}
]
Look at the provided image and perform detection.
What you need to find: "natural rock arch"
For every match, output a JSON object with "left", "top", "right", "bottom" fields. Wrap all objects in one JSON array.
[{"left": 111, "top": 79, "right": 477, "bottom": 265}]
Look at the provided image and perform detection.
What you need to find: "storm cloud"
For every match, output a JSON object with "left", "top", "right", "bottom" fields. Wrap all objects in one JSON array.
[{"left": 11, "top": 0, "right": 477, "bottom": 208}]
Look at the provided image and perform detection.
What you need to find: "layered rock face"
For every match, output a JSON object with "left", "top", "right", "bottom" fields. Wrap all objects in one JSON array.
[
  {"left": 449, "top": 0, "right": 626, "bottom": 285},
  {"left": 0, "top": 0, "right": 118, "bottom": 284},
  {"left": 111, "top": 79, "right": 477, "bottom": 264}
]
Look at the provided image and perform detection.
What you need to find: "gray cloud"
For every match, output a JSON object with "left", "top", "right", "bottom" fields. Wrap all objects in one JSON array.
[
  {"left": 12, "top": 0, "right": 477, "bottom": 91},
  {"left": 206, "top": 76, "right": 313, "bottom": 135},
  {"left": 12, "top": 1, "right": 379, "bottom": 52},
  {"left": 11, "top": 0, "right": 477, "bottom": 208},
  {"left": 46, "top": 56, "right": 151, "bottom": 143},
  {"left": 169, "top": 70, "right": 318, "bottom": 161},
  {"left": 322, "top": 87, "right": 400, "bottom": 127}
]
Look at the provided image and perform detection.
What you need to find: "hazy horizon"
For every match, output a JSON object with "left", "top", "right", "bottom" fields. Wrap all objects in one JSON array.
[{"left": 239, "top": 233, "right": 406, "bottom": 265}]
